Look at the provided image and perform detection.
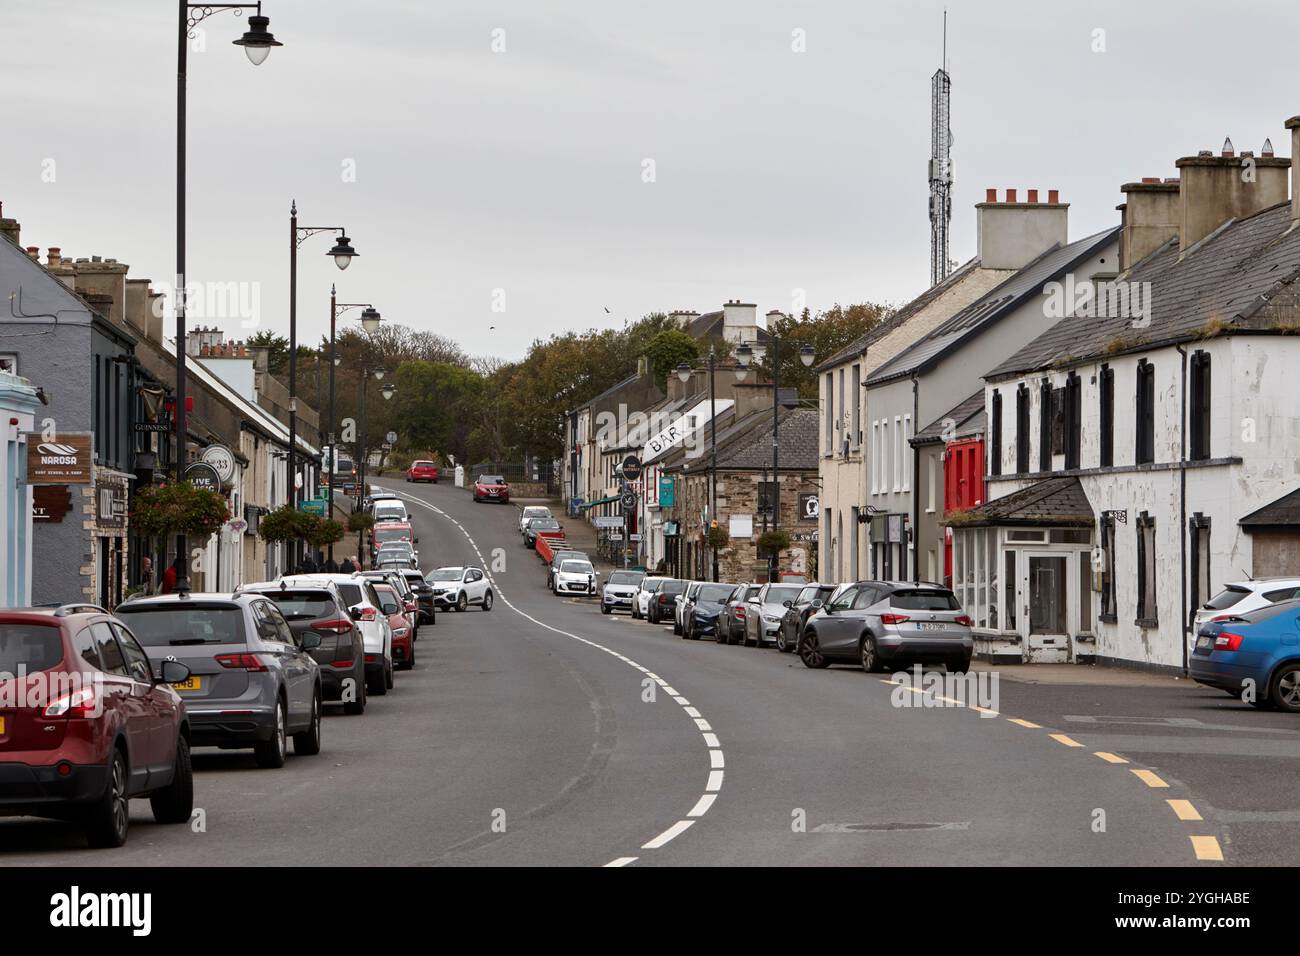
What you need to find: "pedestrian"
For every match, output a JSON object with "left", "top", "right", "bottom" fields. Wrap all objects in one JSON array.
[
  {"left": 140, "top": 556, "right": 155, "bottom": 596},
  {"left": 160, "top": 557, "right": 183, "bottom": 594},
  {"left": 339, "top": 556, "right": 356, "bottom": 574},
  {"left": 299, "top": 553, "right": 319, "bottom": 574},
  {"left": 323, "top": 555, "right": 339, "bottom": 573}
]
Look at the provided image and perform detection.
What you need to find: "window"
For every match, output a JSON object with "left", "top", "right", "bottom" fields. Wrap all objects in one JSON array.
[
  {"left": 1190, "top": 350, "right": 1211, "bottom": 461},
  {"left": 1136, "top": 511, "right": 1157, "bottom": 625},
  {"left": 1099, "top": 364, "right": 1114, "bottom": 467},
  {"left": 824, "top": 373, "right": 834, "bottom": 451},
  {"left": 91, "top": 622, "right": 127, "bottom": 676},
  {"left": 1014, "top": 385, "right": 1029, "bottom": 473},
  {"left": 852, "top": 586, "right": 880, "bottom": 610},
  {"left": 850, "top": 506, "right": 860, "bottom": 580},
  {"left": 828, "top": 585, "right": 857, "bottom": 611},
  {"left": 850, "top": 364, "right": 861, "bottom": 449},
  {"left": 1100, "top": 514, "right": 1117, "bottom": 622},
  {"left": 1004, "top": 549, "right": 1017, "bottom": 631},
  {"left": 990, "top": 390, "right": 1002, "bottom": 476},
  {"left": 926, "top": 455, "right": 936, "bottom": 513},
  {"left": 1189, "top": 514, "right": 1211, "bottom": 630},
  {"left": 1038, "top": 379, "right": 1052, "bottom": 471},
  {"left": 1136, "top": 359, "right": 1155, "bottom": 465},
  {"left": 1078, "top": 552, "right": 1092, "bottom": 632},
  {"left": 870, "top": 421, "right": 879, "bottom": 493},
  {"left": 893, "top": 416, "right": 902, "bottom": 491},
  {"left": 73, "top": 628, "right": 102, "bottom": 670},
  {"left": 112, "top": 624, "right": 153, "bottom": 683},
  {"left": 902, "top": 414, "right": 911, "bottom": 491},
  {"left": 837, "top": 368, "right": 846, "bottom": 455},
  {"left": 1064, "top": 373, "right": 1081, "bottom": 470}
]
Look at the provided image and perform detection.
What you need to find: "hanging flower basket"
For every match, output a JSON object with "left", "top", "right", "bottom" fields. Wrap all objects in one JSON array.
[
  {"left": 757, "top": 529, "right": 791, "bottom": 557},
  {"left": 130, "top": 481, "right": 230, "bottom": 541}
]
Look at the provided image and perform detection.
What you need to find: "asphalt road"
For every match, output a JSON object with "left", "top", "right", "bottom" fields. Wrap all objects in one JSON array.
[{"left": 2, "top": 479, "right": 1286, "bottom": 866}]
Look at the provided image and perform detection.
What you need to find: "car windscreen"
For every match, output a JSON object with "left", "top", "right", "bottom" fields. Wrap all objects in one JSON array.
[
  {"left": 1204, "top": 585, "right": 1250, "bottom": 610},
  {"left": 256, "top": 591, "right": 335, "bottom": 620},
  {"left": 115, "top": 605, "right": 246, "bottom": 646},
  {"left": 889, "top": 589, "right": 961, "bottom": 611},
  {"left": 427, "top": 569, "right": 462, "bottom": 582},
  {"left": 609, "top": 571, "right": 644, "bottom": 585},
  {"left": 698, "top": 584, "right": 735, "bottom": 603},
  {"left": 659, "top": 580, "right": 687, "bottom": 595},
  {"left": 413, "top": 461, "right": 435, "bottom": 468},
  {"left": 480, "top": 475, "right": 504, "bottom": 484},
  {"left": 374, "top": 527, "right": 410, "bottom": 543},
  {"left": 765, "top": 586, "right": 802, "bottom": 605},
  {"left": 561, "top": 561, "right": 594, "bottom": 574},
  {"left": 529, "top": 519, "right": 560, "bottom": 530},
  {"left": 0, "top": 623, "right": 65, "bottom": 673}
]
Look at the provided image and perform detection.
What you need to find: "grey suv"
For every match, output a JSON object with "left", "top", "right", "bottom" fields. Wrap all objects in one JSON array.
[
  {"left": 115, "top": 593, "right": 324, "bottom": 769},
  {"left": 798, "top": 581, "right": 973, "bottom": 672}
]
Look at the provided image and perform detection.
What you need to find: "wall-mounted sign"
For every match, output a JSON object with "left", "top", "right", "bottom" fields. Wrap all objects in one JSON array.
[
  {"left": 32, "top": 485, "right": 72, "bottom": 522},
  {"left": 658, "top": 475, "right": 675, "bottom": 507},
  {"left": 243, "top": 504, "right": 261, "bottom": 536},
  {"left": 887, "top": 514, "right": 905, "bottom": 544},
  {"left": 729, "top": 514, "right": 753, "bottom": 538},
  {"left": 95, "top": 481, "right": 128, "bottom": 530},
  {"left": 184, "top": 461, "right": 222, "bottom": 495},
  {"left": 299, "top": 498, "right": 327, "bottom": 517},
  {"left": 133, "top": 422, "right": 171, "bottom": 433},
  {"left": 25, "top": 432, "right": 92, "bottom": 485},
  {"left": 621, "top": 491, "right": 637, "bottom": 511},
  {"left": 593, "top": 516, "right": 623, "bottom": 529},
  {"left": 798, "top": 492, "right": 820, "bottom": 521},
  {"left": 201, "top": 444, "right": 237, "bottom": 485},
  {"left": 620, "top": 455, "right": 643, "bottom": 482}
]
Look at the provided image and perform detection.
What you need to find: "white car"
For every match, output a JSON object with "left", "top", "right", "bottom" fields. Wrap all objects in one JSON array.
[
  {"left": 632, "top": 576, "right": 665, "bottom": 620},
  {"left": 554, "top": 558, "right": 599, "bottom": 597},
  {"left": 372, "top": 499, "right": 409, "bottom": 524},
  {"left": 282, "top": 573, "right": 394, "bottom": 696},
  {"left": 519, "top": 505, "right": 552, "bottom": 535},
  {"left": 1193, "top": 577, "right": 1300, "bottom": 634},
  {"left": 674, "top": 581, "right": 704, "bottom": 635},
  {"left": 601, "top": 570, "right": 645, "bottom": 614},
  {"left": 426, "top": 566, "right": 494, "bottom": 612}
]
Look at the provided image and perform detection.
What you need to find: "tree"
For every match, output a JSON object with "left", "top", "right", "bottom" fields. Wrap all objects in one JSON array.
[
  {"left": 761, "top": 303, "right": 894, "bottom": 398},
  {"left": 644, "top": 329, "right": 700, "bottom": 390},
  {"left": 246, "top": 330, "right": 290, "bottom": 374}
]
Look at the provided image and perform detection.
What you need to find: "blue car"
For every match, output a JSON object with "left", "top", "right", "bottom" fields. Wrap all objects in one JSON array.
[{"left": 1190, "top": 597, "right": 1300, "bottom": 711}]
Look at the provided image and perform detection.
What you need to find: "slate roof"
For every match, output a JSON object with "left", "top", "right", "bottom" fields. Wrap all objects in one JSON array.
[
  {"left": 944, "top": 476, "right": 1094, "bottom": 527},
  {"left": 986, "top": 201, "right": 1300, "bottom": 380},
  {"left": 1239, "top": 487, "right": 1300, "bottom": 529},
  {"left": 866, "top": 227, "right": 1121, "bottom": 387},
  {"left": 912, "top": 390, "right": 986, "bottom": 445},
  {"left": 715, "top": 406, "right": 819, "bottom": 471},
  {"left": 688, "top": 310, "right": 771, "bottom": 344}
]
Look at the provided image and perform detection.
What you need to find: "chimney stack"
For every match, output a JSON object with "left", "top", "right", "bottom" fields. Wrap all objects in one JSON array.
[
  {"left": 721, "top": 299, "right": 758, "bottom": 344},
  {"left": 1176, "top": 139, "right": 1289, "bottom": 250},
  {"left": 668, "top": 309, "right": 698, "bottom": 330},
  {"left": 1287, "top": 116, "right": 1300, "bottom": 221},
  {"left": 975, "top": 188, "right": 1069, "bottom": 270},
  {"left": 0, "top": 202, "right": 18, "bottom": 247},
  {"left": 1118, "top": 178, "right": 1180, "bottom": 271}
]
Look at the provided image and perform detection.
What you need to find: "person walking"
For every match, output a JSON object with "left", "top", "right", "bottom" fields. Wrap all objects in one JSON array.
[
  {"left": 140, "top": 557, "right": 155, "bottom": 596},
  {"left": 339, "top": 556, "right": 356, "bottom": 574},
  {"left": 160, "top": 557, "right": 184, "bottom": 594}
]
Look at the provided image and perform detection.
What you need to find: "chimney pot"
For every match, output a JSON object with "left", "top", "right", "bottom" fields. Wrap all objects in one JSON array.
[
  {"left": 1261, "top": 138, "right": 1275, "bottom": 157},
  {"left": 1006, "top": 188, "right": 1017, "bottom": 203},
  {"left": 985, "top": 188, "right": 996, "bottom": 202},
  {"left": 25, "top": 246, "right": 39, "bottom": 259},
  {"left": 1221, "top": 137, "right": 1234, "bottom": 157},
  {"left": 1048, "top": 189, "right": 1060, "bottom": 204},
  {"left": 1141, "top": 177, "right": 1160, "bottom": 184},
  {"left": 1027, "top": 188, "right": 1039, "bottom": 203}
]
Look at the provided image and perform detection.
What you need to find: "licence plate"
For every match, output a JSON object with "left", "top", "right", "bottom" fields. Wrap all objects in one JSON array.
[
  {"left": 918, "top": 622, "right": 947, "bottom": 631},
  {"left": 173, "top": 676, "right": 201, "bottom": 691},
  {"left": 0, "top": 716, "right": 5, "bottom": 734},
  {"left": 1196, "top": 635, "right": 1213, "bottom": 650}
]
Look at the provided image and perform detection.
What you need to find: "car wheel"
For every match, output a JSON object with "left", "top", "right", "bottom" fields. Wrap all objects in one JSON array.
[
  {"left": 776, "top": 628, "right": 789, "bottom": 653},
  {"left": 860, "top": 634, "right": 883, "bottom": 673},
  {"left": 947, "top": 656, "right": 972, "bottom": 674},
  {"left": 368, "top": 666, "right": 388, "bottom": 697},
  {"left": 293, "top": 691, "right": 323, "bottom": 756},
  {"left": 457, "top": 592, "right": 468, "bottom": 612},
  {"left": 149, "top": 735, "right": 194, "bottom": 824},
  {"left": 799, "top": 631, "right": 830, "bottom": 669},
  {"left": 743, "top": 624, "right": 757, "bottom": 648},
  {"left": 714, "top": 623, "right": 728, "bottom": 644},
  {"left": 400, "top": 643, "right": 415, "bottom": 671},
  {"left": 385, "top": 660, "right": 395, "bottom": 689},
  {"left": 483, "top": 590, "right": 494, "bottom": 611},
  {"left": 1270, "top": 663, "right": 1300, "bottom": 712},
  {"left": 84, "top": 748, "right": 130, "bottom": 848},
  {"left": 344, "top": 672, "right": 367, "bottom": 715},
  {"left": 601, "top": 604, "right": 611, "bottom": 615},
  {"left": 254, "top": 699, "right": 288, "bottom": 769}
]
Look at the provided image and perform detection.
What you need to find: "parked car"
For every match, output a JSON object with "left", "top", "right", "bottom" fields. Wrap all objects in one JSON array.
[
  {"left": 546, "top": 549, "right": 588, "bottom": 590},
  {"left": 371, "top": 521, "right": 416, "bottom": 563},
  {"left": 0, "top": 605, "right": 194, "bottom": 848},
  {"left": 400, "top": 569, "right": 437, "bottom": 624},
  {"left": 742, "top": 583, "right": 805, "bottom": 647},
  {"left": 683, "top": 583, "right": 740, "bottom": 640},
  {"left": 371, "top": 498, "right": 409, "bottom": 524},
  {"left": 523, "top": 517, "right": 562, "bottom": 549},
  {"left": 360, "top": 569, "right": 421, "bottom": 636},
  {"left": 372, "top": 583, "right": 416, "bottom": 671},
  {"left": 426, "top": 566, "right": 494, "bottom": 611},
  {"left": 674, "top": 582, "right": 704, "bottom": 635},
  {"left": 720, "top": 584, "right": 761, "bottom": 643},
  {"left": 473, "top": 474, "right": 510, "bottom": 503},
  {"left": 332, "top": 454, "right": 357, "bottom": 481},
  {"left": 375, "top": 542, "right": 419, "bottom": 571},
  {"left": 647, "top": 579, "right": 687, "bottom": 625},
  {"left": 1191, "top": 598, "right": 1300, "bottom": 710},
  {"left": 602, "top": 569, "right": 646, "bottom": 614},
  {"left": 1192, "top": 577, "right": 1300, "bottom": 636},
  {"left": 405, "top": 460, "right": 440, "bottom": 483},
  {"left": 239, "top": 579, "right": 368, "bottom": 715},
  {"left": 520, "top": 505, "right": 552, "bottom": 535},
  {"left": 798, "top": 581, "right": 973, "bottom": 672},
  {"left": 115, "top": 592, "right": 324, "bottom": 770},
  {"left": 776, "top": 583, "right": 839, "bottom": 653},
  {"left": 632, "top": 577, "right": 665, "bottom": 620},
  {"left": 553, "top": 557, "right": 599, "bottom": 596},
  {"left": 284, "top": 574, "right": 393, "bottom": 696}
]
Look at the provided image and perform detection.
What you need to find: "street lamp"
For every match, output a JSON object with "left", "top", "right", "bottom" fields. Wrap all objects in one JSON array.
[
  {"left": 735, "top": 324, "right": 815, "bottom": 582},
  {"left": 676, "top": 350, "right": 722, "bottom": 582},
  {"left": 356, "top": 367, "right": 393, "bottom": 525},
  {"left": 174, "top": 1, "right": 281, "bottom": 593},
  {"left": 324, "top": 283, "right": 381, "bottom": 500}
]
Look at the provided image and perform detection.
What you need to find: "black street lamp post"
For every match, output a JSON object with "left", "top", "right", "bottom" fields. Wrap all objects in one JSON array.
[
  {"left": 325, "top": 285, "right": 380, "bottom": 534},
  {"left": 356, "top": 367, "right": 395, "bottom": 560},
  {"left": 676, "top": 342, "right": 721, "bottom": 582},
  {"left": 174, "top": 1, "right": 280, "bottom": 591}
]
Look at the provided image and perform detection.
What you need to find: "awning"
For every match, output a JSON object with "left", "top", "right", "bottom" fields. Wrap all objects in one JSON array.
[{"left": 942, "top": 476, "right": 1094, "bottom": 529}]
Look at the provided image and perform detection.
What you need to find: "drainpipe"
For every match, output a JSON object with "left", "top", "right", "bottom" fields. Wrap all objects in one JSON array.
[
  {"left": 911, "top": 373, "right": 921, "bottom": 581},
  {"left": 1176, "top": 344, "right": 1188, "bottom": 676}
]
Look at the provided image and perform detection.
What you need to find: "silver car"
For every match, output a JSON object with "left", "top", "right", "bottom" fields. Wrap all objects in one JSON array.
[
  {"left": 115, "top": 593, "right": 324, "bottom": 769},
  {"left": 674, "top": 582, "right": 704, "bottom": 635},
  {"left": 601, "top": 570, "right": 645, "bottom": 614},
  {"left": 632, "top": 577, "right": 665, "bottom": 620},
  {"left": 743, "top": 583, "right": 805, "bottom": 647},
  {"left": 798, "top": 581, "right": 974, "bottom": 672}
]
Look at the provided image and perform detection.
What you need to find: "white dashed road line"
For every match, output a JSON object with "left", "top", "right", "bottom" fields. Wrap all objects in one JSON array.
[{"left": 385, "top": 487, "right": 724, "bottom": 867}]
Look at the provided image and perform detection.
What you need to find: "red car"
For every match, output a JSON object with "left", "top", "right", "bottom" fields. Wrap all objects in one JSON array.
[
  {"left": 372, "top": 584, "right": 416, "bottom": 670},
  {"left": 0, "top": 605, "right": 195, "bottom": 847},
  {"left": 472, "top": 474, "right": 510, "bottom": 503},
  {"left": 405, "top": 460, "right": 440, "bottom": 483}
]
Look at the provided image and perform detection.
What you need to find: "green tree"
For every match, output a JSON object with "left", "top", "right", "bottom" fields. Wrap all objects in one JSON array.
[
  {"left": 644, "top": 329, "right": 700, "bottom": 390},
  {"left": 247, "top": 330, "right": 290, "bottom": 374},
  {"left": 761, "top": 303, "right": 893, "bottom": 398}
]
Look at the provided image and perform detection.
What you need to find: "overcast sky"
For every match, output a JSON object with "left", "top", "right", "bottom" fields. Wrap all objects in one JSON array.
[{"left": 2, "top": 0, "right": 1297, "bottom": 361}]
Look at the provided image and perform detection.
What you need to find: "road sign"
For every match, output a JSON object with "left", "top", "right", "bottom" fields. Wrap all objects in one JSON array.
[
  {"left": 593, "top": 516, "right": 623, "bottom": 529},
  {"left": 386, "top": 431, "right": 398, "bottom": 445},
  {"left": 300, "top": 499, "right": 327, "bottom": 517},
  {"left": 620, "top": 455, "right": 642, "bottom": 482},
  {"left": 621, "top": 491, "right": 636, "bottom": 510},
  {"left": 184, "top": 462, "right": 222, "bottom": 495}
]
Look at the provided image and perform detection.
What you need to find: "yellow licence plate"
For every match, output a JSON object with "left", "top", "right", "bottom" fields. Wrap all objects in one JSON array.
[
  {"left": 0, "top": 716, "right": 5, "bottom": 734},
  {"left": 173, "top": 676, "right": 201, "bottom": 691}
]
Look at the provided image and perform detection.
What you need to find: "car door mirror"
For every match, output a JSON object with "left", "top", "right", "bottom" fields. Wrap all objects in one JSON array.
[
  {"left": 302, "top": 631, "right": 322, "bottom": 650},
  {"left": 348, "top": 605, "right": 363, "bottom": 621},
  {"left": 157, "top": 659, "right": 191, "bottom": 685},
  {"left": 782, "top": 599, "right": 793, "bottom": 608},
  {"left": 810, "top": 599, "right": 824, "bottom": 610}
]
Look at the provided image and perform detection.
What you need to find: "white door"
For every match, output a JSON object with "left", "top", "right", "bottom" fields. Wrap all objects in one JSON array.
[{"left": 1019, "top": 550, "right": 1073, "bottom": 663}]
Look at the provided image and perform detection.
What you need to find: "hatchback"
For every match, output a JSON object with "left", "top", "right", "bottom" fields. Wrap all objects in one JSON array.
[
  {"left": 520, "top": 505, "right": 553, "bottom": 535},
  {"left": 274, "top": 574, "right": 394, "bottom": 697},
  {"left": 554, "top": 558, "right": 599, "bottom": 597},
  {"left": 647, "top": 579, "right": 687, "bottom": 625},
  {"left": 0, "top": 605, "right": 194, "bottom": 847},
  {"left": 238, "top": 580, "right": 368, "bottom": 715},
  {"left": 115, "top": 593, "right": 324, "bottom": 769},
  {"left": 799, "top": 581, "right": 973, "bottom": 672},
  {"left": 720, "top": 584, "right": 761, "bottom": 644},
  {"left": 523, "top": 517, "right": 562, "bottom": 549},
  {"left": 683, "top": 583, "right": 739, "bottom": 640},
  {"left": 632, "top": 577, "right": 665, "bottom": 620},
  {"left": 372, "top": 583, "right": 416, "bottom": 670},
  {"left": 547, "top": 549, "right": 588, "bottom": 591},
  {"left": 674, "top": 582, "right": 704, "bottom": 635},
  {"left": 426, "top": 566, "right": 494, "bottom": 611},
  {"left": 1191, "top": 598, "right": 1300, "bottom": 710},
  {"left": 362, "top": 569, "right": 421, "bottom": 634},
  {"left": 399, "top": 569, "right": 437, "bottom": 624},
  {"left": 1192, "top": 577, "right": 1300, "bottom": 636},
  {"left": 405, "top": 460, "right": 440, "bottom": 483}
]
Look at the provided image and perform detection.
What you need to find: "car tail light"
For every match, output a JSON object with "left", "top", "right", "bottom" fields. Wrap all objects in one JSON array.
[
  {"left": 881, "top": 613, "right": 910, "bottom": 625},
  {"left": 311, "top": 618, "right": 353, "bottom": 634},
  {"left": 736, "top": 607, "right": 746, "bottom": 618},
  {"left": 364, "top": 654, "right": 377, "bottom": 663},
  {"left": 1214, "top": 631, "right": 1245, "bottom": 652},
  {"left": 330, "top": 656, "right": 355, "bottom": 668},
  {"left": 358, "top": 607, "right": 378, "bottom": 622},
  {"left": 42, "top": 686, "right": 98, "bottom": 718},
  {"left": 215, "top": 652, "right": 269, "bottom": 672},
  {"left": 954, "top": 615, "right": 974, "bottom": 626}
]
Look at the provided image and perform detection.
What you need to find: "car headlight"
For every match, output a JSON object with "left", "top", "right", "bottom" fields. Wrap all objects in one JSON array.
[
  {"left": 764, "top": 614, "right": 781, "bottom": 624},
  {"left": 393, "top": 627, "right": 409, "bottom": 636}
]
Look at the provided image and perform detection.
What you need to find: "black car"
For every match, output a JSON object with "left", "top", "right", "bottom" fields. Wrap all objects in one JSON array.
[
  {"left": 240, "top": 580, "right": 368, "bottom": 715},
  {"left": 400, "top": 570, "right": 437, "bottom": 624},
  {"left": 683, "top": 583, "right": 741, "bottom": 640},
  {"left": 647, "top": 579, "right": 687, "bottom": 625},
  {"left": 776, "top": 583, "right": 838, "bottom": 653},
  {"left": 524, "top": 517, "right": 561, "bottom": 549}
]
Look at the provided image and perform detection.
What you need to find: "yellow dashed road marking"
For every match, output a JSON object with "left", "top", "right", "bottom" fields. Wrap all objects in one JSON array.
[
  {"left": 1049, "top": 733, "right": 1085, "bottom": 747},
  {"left": 1190, "top": 835, "right": 1223, "bottom": 861},
  {"left": 1167, "top": 799, "right": 1203, "bottom": 821},
  {"left": 1094, "top": 751, "right": 1129, "bottom": 764},
  {"left": 1131, "top": 769, "right": 1169, "bottom": 788},
  {"left": 1007, "top": 718, "right": 1041, "bottom": 729}
]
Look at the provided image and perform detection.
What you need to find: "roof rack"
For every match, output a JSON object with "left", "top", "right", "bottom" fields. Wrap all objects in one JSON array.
[{"left": 53, "top": 603, "right": 108, "bottom": 617}]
